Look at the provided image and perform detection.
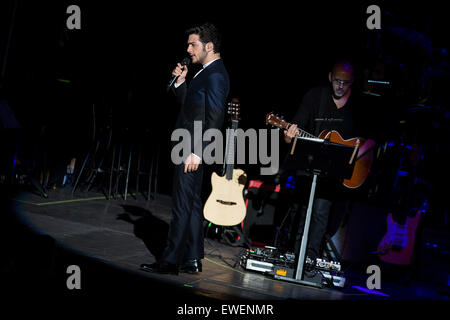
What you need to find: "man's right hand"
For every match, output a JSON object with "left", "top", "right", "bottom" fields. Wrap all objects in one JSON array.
[
  {"left": 172, "top": 63, "right": 188, "bottom": 85},
  {"left": 283, "top": 124, "right": 299, "bottom": 143}
]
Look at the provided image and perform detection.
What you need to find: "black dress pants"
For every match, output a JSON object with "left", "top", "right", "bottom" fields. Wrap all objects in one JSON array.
[{"left": 160, "top": 163, "right": 204, "bottom": 265}]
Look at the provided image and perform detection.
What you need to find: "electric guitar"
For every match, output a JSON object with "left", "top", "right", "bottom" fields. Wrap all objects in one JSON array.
[
  {"left": 203, "top": 99, "right": 248, "bottom": 226},
  {"left": 376, "top": 203, "right": 426, "bottom": 265},
  {"left": 265, "top": 112, "right": 374, "bottom": 189}
]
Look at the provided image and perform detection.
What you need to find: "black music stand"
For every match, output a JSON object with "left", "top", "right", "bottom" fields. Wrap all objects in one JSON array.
[{"left": 274, "top": 136, "right": 357, "bottom": 288}]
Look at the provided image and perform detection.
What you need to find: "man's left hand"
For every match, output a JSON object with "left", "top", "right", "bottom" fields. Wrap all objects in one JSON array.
[{"left": 184, "top": 153, "right": 201, "bottom": 173}]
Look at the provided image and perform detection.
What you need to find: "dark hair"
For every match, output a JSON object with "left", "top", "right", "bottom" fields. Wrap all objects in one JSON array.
[{"left": 186, "top": 22, "right": 222, "bottom": 53}]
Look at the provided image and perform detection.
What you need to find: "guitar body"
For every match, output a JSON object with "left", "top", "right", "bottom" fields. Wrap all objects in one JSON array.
[
  {"left": 203, "top": 169, "right": 247, "bottom": 226},
  {"left": 319, "top": 130, "right": 374, "bottom": 189},
  {"left": 265, "top": 113, "right": 374, "bottom": 189},
  {"left": 377, "top": 212, "right": 421, "bottom": 265},
  {"left": 203, "top": 98, "right": 247, "bottom": 226}
]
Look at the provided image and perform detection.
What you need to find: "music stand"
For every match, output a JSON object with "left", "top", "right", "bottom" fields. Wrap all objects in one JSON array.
[{"left": 274, "top": 136, "right": 356, "bottom": 287}]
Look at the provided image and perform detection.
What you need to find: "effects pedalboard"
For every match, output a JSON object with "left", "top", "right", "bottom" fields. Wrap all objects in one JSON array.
[{"left": 240, "top": 246, "right": 346, "bottom": 288}]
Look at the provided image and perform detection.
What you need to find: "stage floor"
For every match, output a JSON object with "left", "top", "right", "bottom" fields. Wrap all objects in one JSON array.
[{"left": 5, "top": 186, "right": 448, "bottom": 303}]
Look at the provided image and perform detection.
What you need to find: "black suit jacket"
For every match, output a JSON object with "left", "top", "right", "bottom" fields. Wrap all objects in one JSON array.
[{"left": 173, "top": 59, "right": 230, "bottom": 157}]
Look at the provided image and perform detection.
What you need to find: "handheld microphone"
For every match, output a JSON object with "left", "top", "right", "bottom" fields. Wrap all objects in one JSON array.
[{"left": 167, "top": 57, "right": 191, "bottom": 92}]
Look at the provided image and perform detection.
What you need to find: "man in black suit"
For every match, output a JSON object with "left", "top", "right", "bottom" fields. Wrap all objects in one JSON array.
[{"left": 141, "top": 22, "right": 230, "bottom": 275}]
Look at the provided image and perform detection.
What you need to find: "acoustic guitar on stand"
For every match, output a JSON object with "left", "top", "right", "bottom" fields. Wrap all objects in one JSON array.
[
  {"left": 265, "top": 112, "right": 374, "bottom": 189},
  {"left": 203, "top": 99, "right": 247, "bottom": 226}
]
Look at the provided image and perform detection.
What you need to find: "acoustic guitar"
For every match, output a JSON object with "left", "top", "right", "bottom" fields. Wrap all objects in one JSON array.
[
  {"left": 203, "top": 99, "right": 248, "bottom": 226},
  {"left": 265, "top": 112, "right": 374, "bottom": 189}
]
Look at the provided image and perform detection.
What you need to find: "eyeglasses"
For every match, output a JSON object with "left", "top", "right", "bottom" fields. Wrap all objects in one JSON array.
[{"left": 331, "top": 75, "right": 353, "bottom": 86}]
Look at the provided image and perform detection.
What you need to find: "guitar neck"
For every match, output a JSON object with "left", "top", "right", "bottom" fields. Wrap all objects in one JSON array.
[
  {"left": 224, "top": 120, "right": 239, "bottom": 180},
  {"left": 278, "top": 120, "right": 317, "bottom": 139},
  {"left": 294, "top": 126, "right": 317, "bottom": 139}
]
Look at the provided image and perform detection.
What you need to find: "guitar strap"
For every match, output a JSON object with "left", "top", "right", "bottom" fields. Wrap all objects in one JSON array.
[{"left": 314, "top": 86, "right": 329, "bottom": 137}]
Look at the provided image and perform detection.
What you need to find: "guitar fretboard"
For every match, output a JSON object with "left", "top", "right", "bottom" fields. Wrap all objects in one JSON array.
[
  {"left": 224, "top": 120, "right": 239, "bottom": 180},
  {"left": 294, "top": 126, "right": 317, "bottom": 140},
  {"left": 266, "top": 113, "right": 318, "bottom": 140}
]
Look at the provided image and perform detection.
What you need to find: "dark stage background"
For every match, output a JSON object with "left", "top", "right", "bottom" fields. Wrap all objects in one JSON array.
[{"left": 1, "top": 1, "right": 449, "bottom": 229}]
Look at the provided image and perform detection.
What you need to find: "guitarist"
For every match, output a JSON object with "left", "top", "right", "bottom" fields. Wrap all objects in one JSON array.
[
  {"left": 141, "top": 23, "right": 230, "bottom": 275},
  {"left": 284, "top": 61, "right": 373, "bottom": 264}
]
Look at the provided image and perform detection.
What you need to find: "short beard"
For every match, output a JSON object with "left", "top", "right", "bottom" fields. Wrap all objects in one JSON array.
[
  {"left": 197, "top": 48, "right": 208, "bottom": 65},
  {"left": 333, "top": 91, "right": 344, "bottom": 99}
]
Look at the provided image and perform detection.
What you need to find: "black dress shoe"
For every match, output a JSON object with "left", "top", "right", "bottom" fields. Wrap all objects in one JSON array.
[
  {"left": 140, "top": 262, "right": 179, "bottom": 275},
  {"left": 179, "top": 259, "right": 202, "bottom": 274}
]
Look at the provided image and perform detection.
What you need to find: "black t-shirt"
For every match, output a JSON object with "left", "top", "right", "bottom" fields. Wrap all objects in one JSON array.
[
  {"left": 291, "top": 85, "right": 358, "bottom": 140},
  {"left": 288, "top": 85, "right": 359, "bottom": 201}
]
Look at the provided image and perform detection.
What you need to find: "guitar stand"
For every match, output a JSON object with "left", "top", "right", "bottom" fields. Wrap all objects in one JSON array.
[
  {"left": 273, "top": 137, "right": 356, "bottom": 288},
  {"left": 204, "top": 221, "right": 252, "bottom": 249}
]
